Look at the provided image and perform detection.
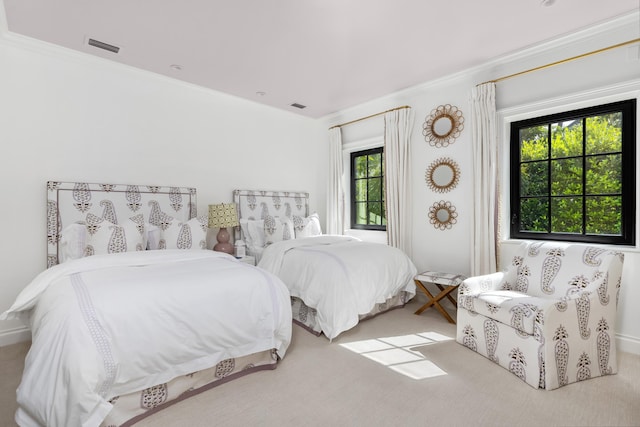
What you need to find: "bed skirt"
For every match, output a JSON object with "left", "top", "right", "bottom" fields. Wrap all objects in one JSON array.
[
  {"left": 101, "top": 349, "right": 278, "bottom": 427},
  {"left": 291, "top": 291, "right": 412, "bottom": 337}
]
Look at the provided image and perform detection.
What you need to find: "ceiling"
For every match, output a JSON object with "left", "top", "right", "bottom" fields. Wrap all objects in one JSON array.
[{"left": 2, "top": 0, "right": 638, "bottom": 118}]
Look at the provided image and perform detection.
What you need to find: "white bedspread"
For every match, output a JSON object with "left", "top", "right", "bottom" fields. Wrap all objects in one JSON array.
[
  {"left": 1, "top": 250, "right": 292, "bottom": 427},
  {"left": 258, "top": 235, "right": 416, "bottom": 340}
]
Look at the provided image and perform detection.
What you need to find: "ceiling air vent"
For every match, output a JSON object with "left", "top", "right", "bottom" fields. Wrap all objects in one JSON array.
[
  {"left": 290, "top": 103, "right": 307, "bottom": 109},
  {"left": 87, "top": 38, "right": 120, "bottom": 54}
]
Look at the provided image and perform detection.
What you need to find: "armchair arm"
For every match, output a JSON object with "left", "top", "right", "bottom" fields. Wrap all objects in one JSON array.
[
  {"left": 459, "top": 271, "right": 506, "bottom": 294},
  {"left": 533, "top": 289, "right": 618, "bottom": 389}
]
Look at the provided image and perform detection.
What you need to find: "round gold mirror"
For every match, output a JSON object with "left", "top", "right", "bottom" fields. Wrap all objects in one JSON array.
[
  {"left": 428, "top": 200, "right": 458, "bottom": 230},
  {"left": 426, "top": 157, "right": 460, "bottom": 193},
  {"left": 422, "top": 104, "right": 464, "bottom": 147},
  {"left": 433, "top": 116, "right": 453, "bottom": 137}
]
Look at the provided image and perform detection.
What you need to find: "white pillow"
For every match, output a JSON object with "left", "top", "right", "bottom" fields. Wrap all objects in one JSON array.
[
  {"left": 240, "top": 219, "right": 265, "bottom": 248},
  {"left": 160, "top": 216, "right": 207, "bottom": 250},
  {"left": 293, "top": 213, "right": 323, "bottom": 238},
  {"left": 239, "top": 219, "right": 253, "bottom": 247},
  {"left": 247, "top": 219, "right": 266, "bottom": 248},
  {"left": 59, "top": 223, "right": 87, "bottom": 262},
  {"left": 264, "top": 215, "right": 294, "bottom": 245},
  {"left": 146, "top": 224, "right": 161, "bottom": 250},
  {"left": 84, "top": 213, "right": 146, "bottom": 256}
]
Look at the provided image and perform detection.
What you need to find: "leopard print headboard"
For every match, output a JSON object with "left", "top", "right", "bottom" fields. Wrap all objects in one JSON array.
[{"left": 47, "top": 181, "right": 197, "bottom": 267}]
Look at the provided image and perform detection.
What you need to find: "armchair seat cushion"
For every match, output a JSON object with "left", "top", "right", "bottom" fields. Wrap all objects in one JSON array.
[{"left": 465, "top": 290, "right": 539, "bottom": 336}]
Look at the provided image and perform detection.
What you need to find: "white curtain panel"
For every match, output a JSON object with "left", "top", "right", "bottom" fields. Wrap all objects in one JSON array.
[
  {"left": 470, "top": 82, "right": 498, "bottom": 276},
  {"left": 326, "top": 127, "right": 345, "bottom": 235},
  {"left": 384, "top": 108, "right": 414, "bottom": 256}
]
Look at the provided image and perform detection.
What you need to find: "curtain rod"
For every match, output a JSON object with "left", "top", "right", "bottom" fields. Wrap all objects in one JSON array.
[
  {"left": 477, "top": 38, "right": 640, "bottom": 86},
  {"left": 328, "top": 105, "right": 411, "bottom": 130}
]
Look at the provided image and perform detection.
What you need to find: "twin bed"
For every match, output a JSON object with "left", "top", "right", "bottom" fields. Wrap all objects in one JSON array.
[
  {"left": 234, "top": 190, "right": 417, "bottom": 340},
  {"left": 2, "top": 183, "right": 416, "bottom": 427}
]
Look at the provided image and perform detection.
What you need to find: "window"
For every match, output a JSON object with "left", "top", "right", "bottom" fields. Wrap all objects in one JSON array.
[
  {"left": 351, "top": 147, "right": 386, "bottom": 230},
  {"left": 510, "top": 99, "right": 636, "bottom": 245}
]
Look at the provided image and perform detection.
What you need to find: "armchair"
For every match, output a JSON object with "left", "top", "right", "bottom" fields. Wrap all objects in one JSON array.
[{"left": 456, "top": 241, "right": 624, "bottom": 390}]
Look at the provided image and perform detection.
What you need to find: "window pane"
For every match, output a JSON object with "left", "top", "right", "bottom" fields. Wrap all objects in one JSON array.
[
  {"left": 368, "top": 177, "right": 382, "bottom": 202},
  {"left": 368, "top": 153, "right": 381, "bottom": 177},
  {"left": 586, "top": 154, "right": 621, "bottom": 195},
  {"left": 551, "top": 197, "right": 583, "bottom": 234},
  {"left": 355, "top": 202, "right": 367, "bottom": 225},
  {"left": 586, "top": 196, "right": 621, "bottom": 235},
  {"left": 520, "top": 125, "right": 548, "bottom": 161},
  {"left": 520, "top": 161, "right": 548, "bottom": 196},
  {"left": 355, "top": 156, "right": 367, "bottom": 179},
  {"left": 368, "top": 202, "right": 383, "bottom": 225},
  {"left": 586, "top": 112, "right": 622, "bottom": 155},
  {"left": 520, "top": 198, "right": 548, "bottom": 232},
  {"left": 551, "top": 120, "right": 583, "bottom": 158},
  {"left": 551, "top": 158, "right": 582, "bottom": 196},
  {"left": 355, "top": 179, "right": 366, "bottom": 202}
]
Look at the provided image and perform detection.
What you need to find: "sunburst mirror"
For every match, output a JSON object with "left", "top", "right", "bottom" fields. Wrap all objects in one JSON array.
[
  {"left": 428, "top": 200, "right": 458, "bottom": 230},
  {"left": 425, "top": 157, "right": 460, "bottom": 193},
  {"left": 422, "top": 104, "right": 464, "bottom": 148}
]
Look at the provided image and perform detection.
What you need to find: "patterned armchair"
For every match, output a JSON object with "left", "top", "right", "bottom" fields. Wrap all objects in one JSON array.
[{"left": 456, "top": 242, "right": 624, "bottom": 390}]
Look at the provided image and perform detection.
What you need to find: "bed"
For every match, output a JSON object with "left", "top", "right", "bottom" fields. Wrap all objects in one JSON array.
[
  {"left": 234, "top": 189, "right": 417, "bottom": 340},
  {"left": 1, "top": 182, "right": 292, "bottom": 427}
]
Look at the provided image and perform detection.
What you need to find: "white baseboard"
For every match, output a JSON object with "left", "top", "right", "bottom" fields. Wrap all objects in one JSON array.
[
  {"left": 0, "top": 326, "right": 30, "bottom": 347},
  {"left": 616, "top": 333, "right": 640, "bottom": 355}
]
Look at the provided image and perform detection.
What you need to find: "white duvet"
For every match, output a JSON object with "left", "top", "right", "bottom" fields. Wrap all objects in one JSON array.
[
  {"left": 258, "top": 235, "right": 416, "bottom": 340},
  {"left": 1, "top": 250, "right": 292, "bottom": 427}
]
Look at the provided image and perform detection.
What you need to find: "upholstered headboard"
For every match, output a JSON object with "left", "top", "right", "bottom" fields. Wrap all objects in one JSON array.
[
  {"left": 47, "top": 181, "right": 197, "bottom": 267},
  {"left": 233, "top": 189, "right": 309, "bottom": 222}
]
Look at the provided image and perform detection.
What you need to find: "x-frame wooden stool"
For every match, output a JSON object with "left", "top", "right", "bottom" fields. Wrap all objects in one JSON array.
[{"left": 413, "top": 271, "right": 466, "bottom": 324}]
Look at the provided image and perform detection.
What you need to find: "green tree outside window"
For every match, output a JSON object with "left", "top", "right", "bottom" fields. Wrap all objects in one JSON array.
[
  {"left": 510, "top": 100, "right": 635, "bottom": 245},
  {"left": 351, "top": 148, "right": 386, "bottom": 230}
]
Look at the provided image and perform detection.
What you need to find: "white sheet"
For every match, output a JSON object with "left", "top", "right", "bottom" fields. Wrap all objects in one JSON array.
[
  {"left": 258, "top": 235, "right": 416, "bottom": 340},
  {"left": 1, "top": 250, "right": 292, "bottom": 427}
]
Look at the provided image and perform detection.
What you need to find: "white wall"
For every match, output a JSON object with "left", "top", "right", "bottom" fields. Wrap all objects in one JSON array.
[
  {"left": 324, "top": 12, "right": 640, "bottom": 354},
  {"left": 0, "top": 32, "right": 327, "bottom": 345}
]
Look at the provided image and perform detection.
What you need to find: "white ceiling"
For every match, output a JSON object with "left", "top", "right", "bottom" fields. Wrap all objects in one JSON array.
[{"left": 2, "top": 0, "right": 639, "bottom": 118}]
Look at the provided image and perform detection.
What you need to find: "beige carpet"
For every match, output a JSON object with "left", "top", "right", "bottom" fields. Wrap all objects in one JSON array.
[{"left": 1, "top": 300, "right": 639, "bottom": 426}]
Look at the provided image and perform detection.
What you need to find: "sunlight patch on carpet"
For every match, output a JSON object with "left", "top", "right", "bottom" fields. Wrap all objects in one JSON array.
[
  {"left": 389, "top": 359, "right": 447, "bottom": 380},
  {"left": 361, "top": 348, "right": 424, "bottom": 365},
  {"left": 418, "top": 331, "right": 453, "bottom": 342},
  {"left": 339, "top": 332, "right": 453, "bottom": 380}
]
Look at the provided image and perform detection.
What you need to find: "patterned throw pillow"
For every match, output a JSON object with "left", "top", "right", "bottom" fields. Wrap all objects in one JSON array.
[
  {"left": 293, "top": 213, "right": 322, "bottom": 238},
  {"left": 84, "top": 213, "right": 146, "bottom": 256},
  {"left": 264, "top": 215, "right": 294, "bottom": 245},
  {"left": 159, "top": 216, "right": 208, "bottom": 250}
]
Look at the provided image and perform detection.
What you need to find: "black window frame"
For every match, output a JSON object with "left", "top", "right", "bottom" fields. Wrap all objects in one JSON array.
[
  {"left": 350, "top": 147, "right": 386, "bottom": 231},
  {"left": 510, "top": 99, "right": 636, "bottom": 246}
]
